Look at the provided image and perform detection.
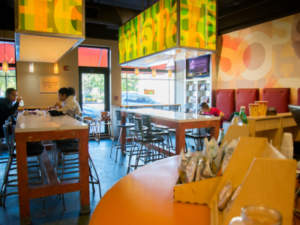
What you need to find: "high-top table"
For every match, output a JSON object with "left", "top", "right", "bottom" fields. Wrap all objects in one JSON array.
[
  {"left": 119, "top": 108, "right": 220, "bottom": 155},
  {"left": 89, "top": 156, "right": 210, "bottom": 225},
  {"left": 15, "top": 113, "right": 90, "bottom": 225}
]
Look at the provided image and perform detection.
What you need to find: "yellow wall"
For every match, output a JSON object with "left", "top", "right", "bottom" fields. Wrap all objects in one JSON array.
[
  {"left": 216, "top": 13, "right": 300, "bottom": 104},
  {"left": 16, "top": 38, "right": 121, "bottom": 108}
]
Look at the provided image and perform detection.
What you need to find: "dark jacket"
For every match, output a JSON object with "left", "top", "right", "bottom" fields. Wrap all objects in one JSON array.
[{"left": 0, "top": 98, "right": 19, "bottom": 138}]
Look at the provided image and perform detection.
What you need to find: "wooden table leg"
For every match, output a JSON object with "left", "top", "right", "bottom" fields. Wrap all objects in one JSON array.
[
  {"left": 78, "top": 131, "right": 90, "bottom": 214},
  {"left": 15, "top": 134, "right": 31, "bottom": 225},
  {"left": 210, "top": 121, "right": 220, "bottom": 141},
  {"left": 175, "top": 124, "right": 186, "bottom": 155}
]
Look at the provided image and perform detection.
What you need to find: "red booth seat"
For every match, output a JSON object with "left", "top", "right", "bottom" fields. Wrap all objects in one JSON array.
[
  {"left": 236, "top": 89, "right": 259, "bottom": 116},
  {"left": 262, "top": 88, "right": 290, "bottom": 113},
  {"left": 298, "top": 88, "right": 300, "bottom": 105},
  {"left": 216, "top": 89, "right": 235, "bottom": 121}
]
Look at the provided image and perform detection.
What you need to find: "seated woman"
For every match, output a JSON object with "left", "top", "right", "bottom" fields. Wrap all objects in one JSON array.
[
  {"left": 0, "top": 88, "right": 22, "bottom": 137},
  {"left": 50, "top": 87, "right": 81, "bottom": 118},
  {"left": 199, "top": 102, "right": 225, "bottom": 128}
]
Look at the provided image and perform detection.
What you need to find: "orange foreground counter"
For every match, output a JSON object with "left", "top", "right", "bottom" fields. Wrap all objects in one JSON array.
[{"left": 89, "top": 156, "right": 210, "bottom": 225}]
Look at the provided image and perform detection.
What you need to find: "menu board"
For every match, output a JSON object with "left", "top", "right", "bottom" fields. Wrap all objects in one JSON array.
[{"left": 40, "top": 77, "right": 60, "bottom": 93}]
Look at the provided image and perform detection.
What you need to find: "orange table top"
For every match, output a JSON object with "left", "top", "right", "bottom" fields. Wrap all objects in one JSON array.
[{"left": 89, "top": 156, "right": 210, "bottom": 225}]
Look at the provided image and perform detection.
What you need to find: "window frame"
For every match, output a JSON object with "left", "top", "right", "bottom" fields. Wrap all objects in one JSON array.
[{"left": 0, "top": 39, "right": 17, "bottom": 94}]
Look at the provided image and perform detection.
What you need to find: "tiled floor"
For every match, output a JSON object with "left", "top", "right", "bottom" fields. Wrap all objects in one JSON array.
[{"left": 0, "top": 136, "right": 197, "bottom": 225}]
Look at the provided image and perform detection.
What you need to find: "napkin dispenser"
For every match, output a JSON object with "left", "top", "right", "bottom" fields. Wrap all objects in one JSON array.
[{"left": 266, "top": 107, "right": 277, "bottom": 116}]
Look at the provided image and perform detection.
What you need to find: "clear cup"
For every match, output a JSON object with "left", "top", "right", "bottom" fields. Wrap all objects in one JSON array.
[
  {"left": 249, "top": 104, "right": 259, "bottom": 117},
  {"left": 255, "top": 101, "right": 268, "bottom": 116}
]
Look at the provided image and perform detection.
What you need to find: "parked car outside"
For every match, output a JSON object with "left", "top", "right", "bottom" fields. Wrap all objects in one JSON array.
[{"left": 122, "top": 93, "right": 161, "bottom": 105}]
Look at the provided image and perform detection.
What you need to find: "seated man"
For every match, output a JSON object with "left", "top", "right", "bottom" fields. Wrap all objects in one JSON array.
[{"left": 199, "top": 102, "right": 225, "bottom": 128}]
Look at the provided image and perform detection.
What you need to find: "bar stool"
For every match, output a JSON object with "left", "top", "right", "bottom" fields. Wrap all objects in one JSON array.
[
  {"left": 110, "top": 110, "right": 134, "bottom": 163},
  {"left": 129, "top": 117, "right": 165, "bottom": 171},
  {"left": 141, "top": 115, "right": 171, "bottom": 158},
  {"left": 167, "top": 128, "right": 190, "bottom": 152},
  {"left": 185, "top": 128, "right": 210, "bottom": 150},
  {"left": 0, "top": 124, "right": 46, "bottom": 212},
  {"left": 169, "top": 105, "right": 179, "bottom": 112},
  {"left": 97, "top": 111, "right": 113, "bottom": 141},
  {"left": 55, "top": 118, "right": 102, "bottom": 209},
  {"left": 83, "top": 116, "right": 99, "bottom": 141}
]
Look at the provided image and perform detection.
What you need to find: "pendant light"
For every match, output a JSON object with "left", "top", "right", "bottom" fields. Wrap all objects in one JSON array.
[
  {"left": 54, "top": 62, "right": 59, "bottom": 74},
  {"left": 2, "top": 30, "right": 8, "bottom": 72},
  {"left": 168, "top": 69, "right": 172, "bottom": 77},
  {"left": 152, "top": 69, "right": 156, "bottom": 77},
  {"left": 135, "top": 67, "right": 139, "bottom": 76},
  {"left": 29, "top": 62, "right": 34, "bottom": 73}
]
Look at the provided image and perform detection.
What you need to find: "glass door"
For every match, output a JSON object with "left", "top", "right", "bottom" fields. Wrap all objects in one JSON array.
[
  {"left": 81, "top": 73, "right": 105, "bottom": 119},
  {"left": 79, "top": 67, "right": 110, "bottom": 133}
]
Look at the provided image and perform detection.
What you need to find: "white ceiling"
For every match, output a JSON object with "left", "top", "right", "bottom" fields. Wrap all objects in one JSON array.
[{"left": 16, "top": 34, "right": 83, "bottom": 63}]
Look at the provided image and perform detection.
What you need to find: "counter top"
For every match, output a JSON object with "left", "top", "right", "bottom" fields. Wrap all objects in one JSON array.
[
  {"left": 247, "top": 112, "right": 292, "bottom": 120},
  {"left": 120, "top": 108, "right": 220, "bottom": 123},
  {"left": 89, "top": 156, "right": 209, "bottom": 225},
  {"left": 120, "top": 104, "right": 181, "bottom": 108},
  {"left": 15, "top": 113, "right": 88, "bottom": 133}
]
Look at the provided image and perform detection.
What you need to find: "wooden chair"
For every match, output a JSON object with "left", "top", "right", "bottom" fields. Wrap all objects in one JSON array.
[{"left": 97, "top": 111, "right": 113, "bottom": 142}]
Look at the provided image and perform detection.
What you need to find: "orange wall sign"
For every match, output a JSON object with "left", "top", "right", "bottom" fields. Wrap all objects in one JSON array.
[{"left": 40, "top": 77, "right": 60, "bottom": 93}]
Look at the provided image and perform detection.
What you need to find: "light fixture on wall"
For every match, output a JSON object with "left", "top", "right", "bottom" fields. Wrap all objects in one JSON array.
[
  {"left": 54, "top": 62, "right": 59, "bottom": 74},
  {"left": 135, "top": 67, "right": 139, "bottom": 76},
  {"left": 29, "top": 62, "right": 34, "bottom": 73},
  {"left": 168, "top": 69, "right": 172, "bottom": 77},
  {"left": 152, "top": 69, "right": 156, "bottom": 77},
  {"left": 2, "top": 30, "right": 8, "bottom": 72}
]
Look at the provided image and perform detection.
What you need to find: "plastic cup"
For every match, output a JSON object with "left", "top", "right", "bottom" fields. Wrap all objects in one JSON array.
[
  {"left": 281, "top": 133, "right": 293, "bottom": 148},
  {"left": 280, "top": 146, "right": 293, "bottom": 159},
  {"left": 249, "top": 104, "right": 260, "bottom": 117},
  {"left": 255, "top": 101, "right": 268, "bottom": 116}
]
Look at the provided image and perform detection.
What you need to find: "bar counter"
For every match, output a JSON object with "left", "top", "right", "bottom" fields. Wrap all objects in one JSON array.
[{"left": 89, "top": 156, "right": 210, "bottom": 225}]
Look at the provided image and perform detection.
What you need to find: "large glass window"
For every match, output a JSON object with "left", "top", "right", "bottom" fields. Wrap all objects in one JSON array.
[
  {"left": 0, "top": 41, "right": 16, "bottom": 97},
  {"left": 121, "top": 71, "right": 175, "bottom": 106}
]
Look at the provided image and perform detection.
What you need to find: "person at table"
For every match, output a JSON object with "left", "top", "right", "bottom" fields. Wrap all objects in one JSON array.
[
  {"left": 0, "top": 88, "right": 22, "bottom": 137},
  {"left": 50, "top": 87, "right": 81, "bottom": 118},
  {"left": 199, "top": 102, "right": 225, "bottom": 128}
]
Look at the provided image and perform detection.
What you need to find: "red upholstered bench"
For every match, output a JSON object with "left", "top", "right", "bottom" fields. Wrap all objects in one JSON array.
[
  {"left": 216, "top": 89, "right": 235, "bottom": 121},
  {"left": 262, "top": 88, "right": 290, "bottom": 113},
  {"left": 236, "top": 89, "right": 259, "bottom": 116}
]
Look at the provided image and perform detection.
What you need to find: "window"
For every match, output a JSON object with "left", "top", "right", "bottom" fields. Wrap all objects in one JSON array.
[
  {"left": 121, "top": 70, "right": 175, "bottom": 106},
  {"left": 78, "top": 47, "right": 108, "bottom": 67},
  {"left": 0, "top": 41, "right": 16, "bottom": 97}
]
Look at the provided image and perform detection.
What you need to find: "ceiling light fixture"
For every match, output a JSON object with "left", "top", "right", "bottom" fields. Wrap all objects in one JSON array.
[
  {"left": 54, "top": 63, "right": 59, "bottom": 74},
  {"left": 2, "top": 30, "right": 8, "bottom": 72},
  {"left": 152, "top": 69, "right": 156, "bottom": 77},
  {"left": 135, "top": 67, "right": 139, "bottom": 76},
  {"left": 168, "top": 69, "right": 172, "bottom": 77}
]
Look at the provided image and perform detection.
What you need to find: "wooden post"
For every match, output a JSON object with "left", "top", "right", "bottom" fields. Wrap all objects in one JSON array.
[
  {"left": 15, "top": 133, "right": 31, "bottom": 225},
  {"left": 78, "top": 129, "right": 90, "bottom": 214}
]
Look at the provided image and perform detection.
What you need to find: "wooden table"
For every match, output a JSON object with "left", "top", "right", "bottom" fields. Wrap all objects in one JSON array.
[
  {"left": 89, "top": 156, "right": 210, "bottom": 225},
  {"left": 15, "top": 113, "right": 90, "bottom": 225},
  {"left": 247, "top": 113, "right": 300, "bottom": 148},
  {"left": 119, "top": 108, "right": 220, "bottom": 155}
]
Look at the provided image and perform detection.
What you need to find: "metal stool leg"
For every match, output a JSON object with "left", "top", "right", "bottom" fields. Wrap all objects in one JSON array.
[{"left": 115, "top": 127, "right": 123, "bottom": 162}]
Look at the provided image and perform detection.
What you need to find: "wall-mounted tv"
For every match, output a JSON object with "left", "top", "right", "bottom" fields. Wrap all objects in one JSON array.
[{"left": 186, "top": 55, "right": 210, "bottom": 79}]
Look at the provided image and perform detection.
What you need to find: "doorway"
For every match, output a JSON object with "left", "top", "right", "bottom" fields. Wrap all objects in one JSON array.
[{"left": 79, "top": 67, "right": 109, "bottom": 120}]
